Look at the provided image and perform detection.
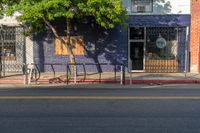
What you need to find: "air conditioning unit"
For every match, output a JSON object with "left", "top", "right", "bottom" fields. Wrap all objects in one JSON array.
[{"left": 137, "top": 6, "right": 146, "bottom": 12}]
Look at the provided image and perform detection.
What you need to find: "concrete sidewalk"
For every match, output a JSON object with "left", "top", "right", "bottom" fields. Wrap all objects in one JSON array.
[{"left": 0, "top": 72, "right": 200, "bottom": 85}]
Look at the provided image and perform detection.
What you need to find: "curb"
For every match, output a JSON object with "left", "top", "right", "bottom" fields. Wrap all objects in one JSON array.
[
  {"left": 0, "top": 79, "right": 200, "bottom": 85},
  {"left": 31, "top": 79, "right": 200, "bottom": 85},
  {"left": 129, "top": 80, "right": 197, "bottom": 84}
]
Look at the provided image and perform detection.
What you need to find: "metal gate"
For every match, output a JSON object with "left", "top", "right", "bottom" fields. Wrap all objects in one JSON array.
[{"left": 0, "top": 26, "right": 25, "bottom": 77}]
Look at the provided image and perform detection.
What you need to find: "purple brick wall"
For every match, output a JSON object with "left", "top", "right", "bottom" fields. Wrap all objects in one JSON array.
[
  {"left": 33, "top": 15, "right": 190, "bottom": 72},
  {"left": 33, "top": 18, "right": 128, "bottom": 72}
]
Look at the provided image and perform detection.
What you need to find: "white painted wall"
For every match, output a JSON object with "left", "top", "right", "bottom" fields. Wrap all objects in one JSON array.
[
  {"left": 123, "top": 0, "right": 191, "bottom": 15},
  {"left": 0, "top": 16, "right": 19, "bottom": 26},
  {"left": 26, "top": 37, "right": 34, "bottom": 65},
  {"left": 0, "top": 13, "right": 20, "bottom": 26}
]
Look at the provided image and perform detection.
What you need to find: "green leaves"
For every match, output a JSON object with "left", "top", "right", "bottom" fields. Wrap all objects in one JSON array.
[
  {"left": 2, "top": 0, "right": 127, "bottom": 33},
  {"left": 78, "top": 0, "right": 128, "bottom": 29},
  {"left": 5, "top": 0, "right": 74, "bottom": 21}
]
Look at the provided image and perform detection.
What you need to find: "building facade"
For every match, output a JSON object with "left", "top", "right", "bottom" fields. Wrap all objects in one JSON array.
[
  {"left": 0, "top": 0, "right": 196, "bottom": 74},
  {"left": 33, "top": 0, "right": 191, "bottom": 73},
  {"left": 124, "top": 0, "right": 191, "bottom": 72},
  {"left": 190, "top": 0, "right": 200, "bottom": 73},
  {"left": 0, "top": 15, "right": 33, "bottom": 76}
]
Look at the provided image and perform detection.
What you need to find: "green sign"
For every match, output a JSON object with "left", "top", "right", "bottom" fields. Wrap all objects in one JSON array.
[{"left": 156, "top": 34, "right": 166, "bottom": 49}]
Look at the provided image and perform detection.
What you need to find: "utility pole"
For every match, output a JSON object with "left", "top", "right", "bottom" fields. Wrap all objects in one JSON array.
[{"left": 0, "top": 25, "right": 3, "bottom": 78}]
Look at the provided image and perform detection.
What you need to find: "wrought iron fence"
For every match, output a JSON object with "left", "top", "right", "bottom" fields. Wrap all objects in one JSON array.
[{"left": 0, "top": 25, "right": 25, "bottom": 77}]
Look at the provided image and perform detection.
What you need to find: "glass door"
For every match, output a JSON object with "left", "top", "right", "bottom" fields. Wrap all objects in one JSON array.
[
  {"left": 130, "top": 42, "right": 144, "bottom": 70},
  {"left": 129, "top": 27, "right": 145, "bottom": 71}
]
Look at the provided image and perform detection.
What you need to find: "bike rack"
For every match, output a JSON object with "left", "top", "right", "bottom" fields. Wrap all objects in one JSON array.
[{"left": 24, "top": 63, "right": 126, "bottom": 85}]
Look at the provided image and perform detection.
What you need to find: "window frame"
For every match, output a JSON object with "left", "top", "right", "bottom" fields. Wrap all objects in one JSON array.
[
  {"left": 54, "top": 36, "right": 85, "bottom": 56},
  {"left": 131, "top": 0, "right": 153, "bottom": 13}
]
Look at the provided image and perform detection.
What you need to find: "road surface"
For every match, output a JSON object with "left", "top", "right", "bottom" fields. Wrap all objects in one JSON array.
[{"left": 0, "top": 84, "right": 200, "bottom": 133}]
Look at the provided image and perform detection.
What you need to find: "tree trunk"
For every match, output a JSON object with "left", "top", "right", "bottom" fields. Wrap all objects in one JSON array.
[
  {"left": 66, "top": 18, "right": 76, "bottom": 76},
  {"left": 42, "top": 17, "right": 76, "bottom": 77}
]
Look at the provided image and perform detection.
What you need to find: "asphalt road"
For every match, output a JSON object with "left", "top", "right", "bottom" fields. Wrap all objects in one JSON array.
[{"left": 0, "top": 84, "right": 200, "bottom": 133}]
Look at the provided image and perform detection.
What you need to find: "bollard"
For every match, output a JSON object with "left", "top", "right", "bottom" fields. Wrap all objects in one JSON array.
[
  {"left": 129, "top": 59, "right": 132, "bottom": 85},
  {"left": 74, "top": 65, "right": 77, "bottom": 84},
  {"left": 28, "top": 67, "right": 33, "bottom": 85},
  {"left": 23, "top": 64, "right": 28, "bottom": 85},
  {"left": 120, "top": 65, "right": 123, "bottom": 85},
  {"left": 25, "top": 65, "right": 29, "bottom": 85}
]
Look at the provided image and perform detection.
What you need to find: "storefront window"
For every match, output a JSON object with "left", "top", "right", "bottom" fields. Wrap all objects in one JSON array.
[{"left": 145, "top": 27, "right": 178, "bottom": 60}]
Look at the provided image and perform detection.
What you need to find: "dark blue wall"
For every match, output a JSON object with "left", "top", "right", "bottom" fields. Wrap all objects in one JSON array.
[
  {"left": 128, "top": 15, "right": 191, "bottom": 72},
  {"left": 33, "top": 19, "right": 128, "bottom": 72},
  {"left": 128, "top": 15, "right": 191, "bottom": 27},
  {"left": 33, "top": 15, "right": 191, "bottom": 72}
]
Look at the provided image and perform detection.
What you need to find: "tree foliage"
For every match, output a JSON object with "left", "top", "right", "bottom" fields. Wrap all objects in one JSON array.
[
  {"left": 1, "top": 0, "right": 127, "bottom": 65},
  {"left": 2, "top": 0, "right": 127, "bottom": 33}
]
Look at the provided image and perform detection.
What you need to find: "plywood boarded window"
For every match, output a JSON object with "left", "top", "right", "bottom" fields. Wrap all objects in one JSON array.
[{"left": 55, "top": 36, "right": 84, "bottom": 55}]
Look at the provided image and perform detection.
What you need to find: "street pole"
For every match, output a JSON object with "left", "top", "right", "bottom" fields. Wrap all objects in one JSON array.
[
  {"left": 185, "top": 27, "right": 189, "bottom": 79},
  {"left": 0, "top": 25, "right": 5, "bottom": 77},
  {"left": 2, "top": 26, "right": 5, "bottom": 77},
  {"left": 74, "top": 65, "right": 77, "bottom": 84},
  {"left": 0, "top": 25, "right": 2, "bottom": 78},
  {"left": 120, "top": 65, "right": 123, "bottom": 85}
]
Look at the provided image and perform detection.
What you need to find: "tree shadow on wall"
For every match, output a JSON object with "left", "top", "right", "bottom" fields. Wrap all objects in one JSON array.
[
  {"left": 154, "top": 0, "right": 172, "bottom": 14},
  {"left": 153, "top": 0, "right": 186, "bottom": 27},
  {"left": 75, "top": 19, "right": 127, "bottom": 73},
  {"left": 129, "top": 0, "right": 190, "bottom": 27}
]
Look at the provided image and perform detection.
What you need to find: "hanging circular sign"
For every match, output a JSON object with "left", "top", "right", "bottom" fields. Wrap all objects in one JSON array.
[{"left": 156, "top": 35, "right": 166, "bottom": 49}]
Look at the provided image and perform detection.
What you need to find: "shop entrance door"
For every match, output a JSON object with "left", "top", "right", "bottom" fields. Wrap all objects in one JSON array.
[
  {"left": 130, "top": 42, "right": 144, "bottom": 71},
  {"left": 129, "top": 27, "right": 145, "bottom": 72}
]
